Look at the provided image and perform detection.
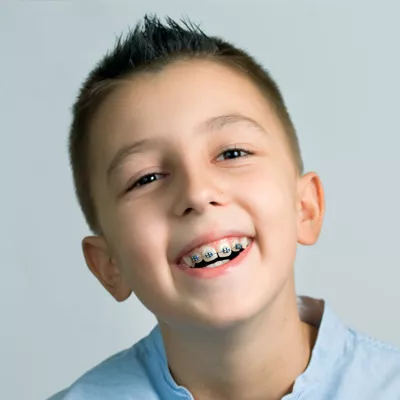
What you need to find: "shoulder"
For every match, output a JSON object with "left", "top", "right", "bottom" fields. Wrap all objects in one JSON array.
[
  {"left": 47, "top": 335, "right": 161, "bottom": 400},
  {"left": 342, "top": 328, "right": 400, "bottom": 391},
  {"left": 350, "top": 328, "right": 400, "bottom": 365}
]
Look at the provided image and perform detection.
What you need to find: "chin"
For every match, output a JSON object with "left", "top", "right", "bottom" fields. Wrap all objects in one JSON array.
[{"left": 185, "top": 292, "right": 270, "bottom": 331}]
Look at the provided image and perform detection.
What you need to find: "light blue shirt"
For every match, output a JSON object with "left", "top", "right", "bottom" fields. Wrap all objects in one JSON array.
[{"left": 49, "top": 296, "right": 400, "bottom": 399}]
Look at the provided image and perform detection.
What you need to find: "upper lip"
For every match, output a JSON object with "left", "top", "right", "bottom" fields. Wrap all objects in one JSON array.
[{"left": 174, "top": 230, "right": 252, "bottom": 263}]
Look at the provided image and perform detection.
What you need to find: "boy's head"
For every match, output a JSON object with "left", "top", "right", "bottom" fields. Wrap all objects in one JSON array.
[{"left": 69, "top": 16, "right": 324, "bottom": 328}]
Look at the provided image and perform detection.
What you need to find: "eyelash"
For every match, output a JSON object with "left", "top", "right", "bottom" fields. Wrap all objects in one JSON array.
[
  {"left": 215, "top": 147, "right": 253, "bottom": 161},
  {"left": 127, "top": 147, "right": 253, "bottom": 192}
]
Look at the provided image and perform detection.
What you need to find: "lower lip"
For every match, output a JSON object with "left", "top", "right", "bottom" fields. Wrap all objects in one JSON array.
[{"left": 176, "top": 242, "right": 253, "bottom": 279}]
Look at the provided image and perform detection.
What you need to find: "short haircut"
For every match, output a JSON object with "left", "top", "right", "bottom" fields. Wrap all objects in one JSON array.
[{"left": 69, "top": 15, "right": 303, "bottom": 234}]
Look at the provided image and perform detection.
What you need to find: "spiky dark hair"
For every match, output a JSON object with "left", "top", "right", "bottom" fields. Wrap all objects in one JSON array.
[
  {"left": 69, "top": 15, "right": 303, "bottom": 234},
  {"left": 100, "top": 16, "right": 218, "bottom": 74}
]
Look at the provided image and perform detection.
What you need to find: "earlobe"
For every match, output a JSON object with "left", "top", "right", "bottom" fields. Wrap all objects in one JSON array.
[
  {"left": 297, "top": 172, "right": 325, "bottom": 246},
  {"left": 82, "top": 236, "right": 132, "bottom": 302}
]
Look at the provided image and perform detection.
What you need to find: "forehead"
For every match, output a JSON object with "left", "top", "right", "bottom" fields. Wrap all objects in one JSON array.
[{"left": 89, "top": 60, "right": 285, "bottom": 169}]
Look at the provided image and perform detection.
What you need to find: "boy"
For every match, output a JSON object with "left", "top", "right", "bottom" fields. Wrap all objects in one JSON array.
[{"left": 50, "top": 15, "right": 400, "bottom": 400}]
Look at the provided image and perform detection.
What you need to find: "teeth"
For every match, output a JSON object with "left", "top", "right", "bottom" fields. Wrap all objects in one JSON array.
[
  {"left": 231, "top": 239, "right": 242, "bottom": 252},
  {"left": 204, "top": 259, "right": 230, "bottom": 269},
  {"left": 201, "top": 246, "right": 218, "bottom": 262},
  {"left": 179, "top": 236, "right": 251, "bottom": 268},
  {"left": 240, "top": 237, "right": 249, "bottom": 249},
  {"left": 217, "top": 239, "right": 231, "bottom": 258},
  {"left": 183, "top": 251, "right": 202, "bottom": 267}
]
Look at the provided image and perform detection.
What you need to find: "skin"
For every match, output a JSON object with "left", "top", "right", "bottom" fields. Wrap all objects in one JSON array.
[{"left": 83, "top": 60, "right": 324, "bottom": 400}]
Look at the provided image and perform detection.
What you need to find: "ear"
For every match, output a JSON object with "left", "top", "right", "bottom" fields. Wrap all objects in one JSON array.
[
  {"left": 297, "top": 172, "right": 325, "bottom": 246},
  {"left": 82, "top": 236, "right": 132, "bottom": 302}
]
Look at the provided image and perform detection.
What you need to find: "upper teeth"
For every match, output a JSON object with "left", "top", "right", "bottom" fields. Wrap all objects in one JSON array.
[{"left": 181, "top": 237, "right": 250, "bottom": 268}]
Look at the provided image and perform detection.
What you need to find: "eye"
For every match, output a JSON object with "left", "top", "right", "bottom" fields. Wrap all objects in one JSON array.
[
  {"left": 128, "top": 172, "right": 165, "bottom": 191},
  {"left": 216, "top": 147, "right": 253, "bottom": 161}
]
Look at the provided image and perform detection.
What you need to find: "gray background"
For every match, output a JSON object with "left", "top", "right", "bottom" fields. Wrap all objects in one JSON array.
[{"left": 1, "top": 1, "right": 399, "bottom": 399}]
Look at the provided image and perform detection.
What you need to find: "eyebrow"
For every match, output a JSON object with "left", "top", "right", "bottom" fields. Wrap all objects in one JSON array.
[
  {"left": 106, "top": 113, "right": 266, "bottom": 182},
  {"left": 106, "top": 138, "right": 154, "bottom": 182},
  {"left": 200, "top": 112, "right": 266, "bottom": 134}
]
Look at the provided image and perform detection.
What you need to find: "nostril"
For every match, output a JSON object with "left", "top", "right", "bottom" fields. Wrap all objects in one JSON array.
[{"left": 182, "top": 207, "right": 193, "bottom": 216}]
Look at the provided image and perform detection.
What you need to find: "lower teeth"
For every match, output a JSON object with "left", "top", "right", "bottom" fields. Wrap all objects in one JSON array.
[{"left": 203, "top": 259, "right": 229, "bottom": 269}]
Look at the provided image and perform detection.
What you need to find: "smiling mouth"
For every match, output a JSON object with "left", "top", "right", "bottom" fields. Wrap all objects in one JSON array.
[
  {"left": 190, "top": 249, "right": 244, "bottom": 268},
  {"left": 178, "top": 237, "right": 251, "bottom": 269}
]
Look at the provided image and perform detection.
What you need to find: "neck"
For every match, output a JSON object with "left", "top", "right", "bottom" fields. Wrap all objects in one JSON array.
[{"left": 159, "top": 284, "right": 317, "bottom": 400}]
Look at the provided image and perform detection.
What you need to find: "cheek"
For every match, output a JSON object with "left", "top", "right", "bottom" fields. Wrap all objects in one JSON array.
[
  {"left": 109, "top": 201, "right": 169, "bottom": 279},
  {"left": 113, "top": 210, "right": 177, "bottom": 313},
  {"left": 238, "top": 169, "right": 298, "bottom": 259}
]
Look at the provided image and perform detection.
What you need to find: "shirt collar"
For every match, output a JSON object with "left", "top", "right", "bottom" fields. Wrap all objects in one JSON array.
[
  {"left": 291, "top": 295, "right": 348, "bottom": 393},
  {"left": 147, "top": 296, "right": 348, "bottom": 396}
]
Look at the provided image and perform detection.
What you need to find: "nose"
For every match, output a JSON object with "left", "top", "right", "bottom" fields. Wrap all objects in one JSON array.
[{"left": 171, "top": 164, "right": 225, "bottom": 217}]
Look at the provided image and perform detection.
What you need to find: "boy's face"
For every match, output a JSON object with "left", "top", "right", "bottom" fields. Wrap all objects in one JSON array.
[{"left": 84, "top": 60, "right": 323, "bottom": 328}]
